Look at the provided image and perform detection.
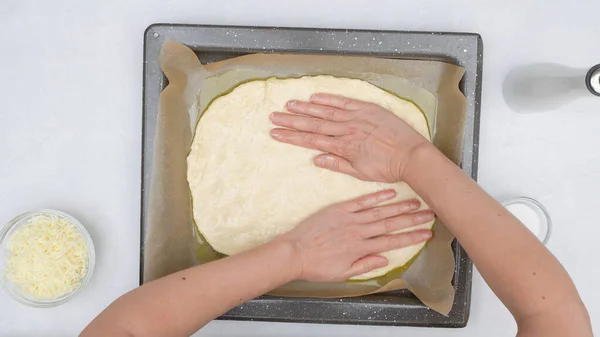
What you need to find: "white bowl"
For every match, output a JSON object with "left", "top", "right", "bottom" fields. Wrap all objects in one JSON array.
[
  {"left": 502, "top": 197, "right": 552, "bottom": 244},
  {"left": 0, "top": 209, "right": 95, "bottom": 308}
]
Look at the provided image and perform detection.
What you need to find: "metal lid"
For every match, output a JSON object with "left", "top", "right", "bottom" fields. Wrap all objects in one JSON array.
[{"left": 586, "top": 64, "right": 600, "bottom": 96}]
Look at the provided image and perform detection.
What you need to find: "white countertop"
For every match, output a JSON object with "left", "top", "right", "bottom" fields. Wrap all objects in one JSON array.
[{"left": 1, "top": 0, "right": 599, "bottom": 335}]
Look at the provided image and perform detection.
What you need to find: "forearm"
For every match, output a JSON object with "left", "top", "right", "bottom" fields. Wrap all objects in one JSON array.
[
  {"left": 268, "top": 93, "right": 590, "bottom": 334},
  {"left": 404, "top": 145, "right": 590, "bottom": 331},
  {"left": 81, "top": 239, "right": 298, "bottom": 337}
]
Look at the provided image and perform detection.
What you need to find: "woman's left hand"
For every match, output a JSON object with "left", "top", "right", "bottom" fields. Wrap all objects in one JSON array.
[{"left": 276, "top": 189, "right": 434, "bottom": 282}]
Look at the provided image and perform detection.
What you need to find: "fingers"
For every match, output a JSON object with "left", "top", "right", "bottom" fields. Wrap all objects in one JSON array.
[
  {"left": 286, "top": 100, "right": 352, "bottom": 121},
  {"left": 363, "top": 230, "right": 432, "bottom": 255},
  {"left": 309, "top": 93, "right": 368, "bottom": 111},
  {"left": 314, "top": 154, "right": 360, "bottom": 178},
  {"left": 344, "top": 229, "right": 432, "bottom": 279},
  {"left": 361, "top": 211, "right": 435, "bottom": 238},
  {"left": 270, "top": 112, "right": 348, "bottom": 136},
  {"left": 343, "top": 255, "right": 388, "bottom": 279},
  {"left": 353, "top": 200, "right": 421, "bottom": 223},
  {"left": 270, "top": 129, "right": 355, "bottom": 157},
  {"left": 339, "top": 189, "right": 396, "bottom": 212}
]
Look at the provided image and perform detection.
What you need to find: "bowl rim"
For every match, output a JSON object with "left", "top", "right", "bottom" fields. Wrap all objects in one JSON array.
[
  {"left": 501, "top": 196, "right": 552, "bottom": 244},
  {"left": 0, "top": 209, "right": 95, "bottom": 308}
]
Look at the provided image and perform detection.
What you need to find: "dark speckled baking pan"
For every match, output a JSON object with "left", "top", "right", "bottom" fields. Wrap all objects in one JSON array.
[{"left": 141, "top": 24, "right": 483, "bottom": 328}]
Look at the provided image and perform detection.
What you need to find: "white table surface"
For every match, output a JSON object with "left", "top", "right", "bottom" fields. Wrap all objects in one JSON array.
[{"left": 1, "top": 0, "right": 599, "bottom": 335}]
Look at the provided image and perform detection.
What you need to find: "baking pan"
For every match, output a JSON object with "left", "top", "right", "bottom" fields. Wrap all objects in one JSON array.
[{"left": 141, "top": 24, "right": 483, "bottom": 327}]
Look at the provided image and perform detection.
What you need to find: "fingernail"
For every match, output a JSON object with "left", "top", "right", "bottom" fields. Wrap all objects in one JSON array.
[
  {"left": 415, "top": 212, "right": 435, "bottom": 223},
  {"left": 271, "top": 130, "right": 281, "bottom": 138},
  {"left": 384, "top": 189, "right": 396, "bottom": 197},
  {"left": 287, "top": 100, "right": 297, "bottom": 107},
  {"left": 270, "top": 112, "right": 277, "bottom": 120},
  {"left": 379, "top": 189, "right": 396, "bottom": 200},
  {"left": 409, "top": 200, "right": 420, "bottom": 210},
  {"left": 376, "top": 256, "right": 389, "bottom": 267},
  {"left": 421, "top": 231, "right": 433, "bottom": 239},
  {"left": 315, "top": 155, "right": 331, "bottom": 166}
]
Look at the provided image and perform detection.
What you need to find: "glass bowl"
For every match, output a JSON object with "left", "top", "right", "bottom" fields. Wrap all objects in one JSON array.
[
  {"left": 502, "top": 197, "right": 552, "bottom": 244},
  {"left": 0, "top": 209, "right": 95, "bottom": 307}
]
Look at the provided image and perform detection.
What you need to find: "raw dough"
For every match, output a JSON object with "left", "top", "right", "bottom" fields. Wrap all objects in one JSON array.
[{"left": 188, "top": 75, "right": 434, "bottom": 280}]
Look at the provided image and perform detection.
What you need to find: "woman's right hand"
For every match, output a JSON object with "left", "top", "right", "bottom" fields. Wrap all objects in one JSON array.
[{"left": 270, "top": 93, "right": 431, "bottom": 183}]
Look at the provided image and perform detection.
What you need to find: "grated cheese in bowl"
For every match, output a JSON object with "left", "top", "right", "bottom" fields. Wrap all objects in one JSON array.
[{"left": 0, "top": 210, "right": 95, "bottom": 307}]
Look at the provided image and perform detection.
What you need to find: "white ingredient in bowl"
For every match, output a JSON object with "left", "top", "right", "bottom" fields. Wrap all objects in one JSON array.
[
  {"left": 4, "top": 214, "right": 89, "bottom": 300},
  {"left": 506, "top": 202, "right": 542, "bottom": 237}
]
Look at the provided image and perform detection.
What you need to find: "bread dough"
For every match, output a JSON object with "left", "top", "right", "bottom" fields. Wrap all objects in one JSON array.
[{"left": 188, "top": 75, "right": 434, "bottom": 280}]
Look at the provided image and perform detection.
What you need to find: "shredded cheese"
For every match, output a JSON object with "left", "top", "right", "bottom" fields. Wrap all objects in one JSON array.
[{"left": 5, "top": 214, "right": 89, "bottom": 300}]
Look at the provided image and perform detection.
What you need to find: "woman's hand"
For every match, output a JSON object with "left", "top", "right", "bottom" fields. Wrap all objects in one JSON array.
[
  {"left": 270, "top": 93, "right": 431, "bottom": 183},
  {"left": 276, "top": 189, "right": 433, "bottom": 282}
]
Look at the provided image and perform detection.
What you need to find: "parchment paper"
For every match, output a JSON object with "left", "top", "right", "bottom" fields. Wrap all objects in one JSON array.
[{"left": 144, "top": 41, "right": 466, "bottom": 315}]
